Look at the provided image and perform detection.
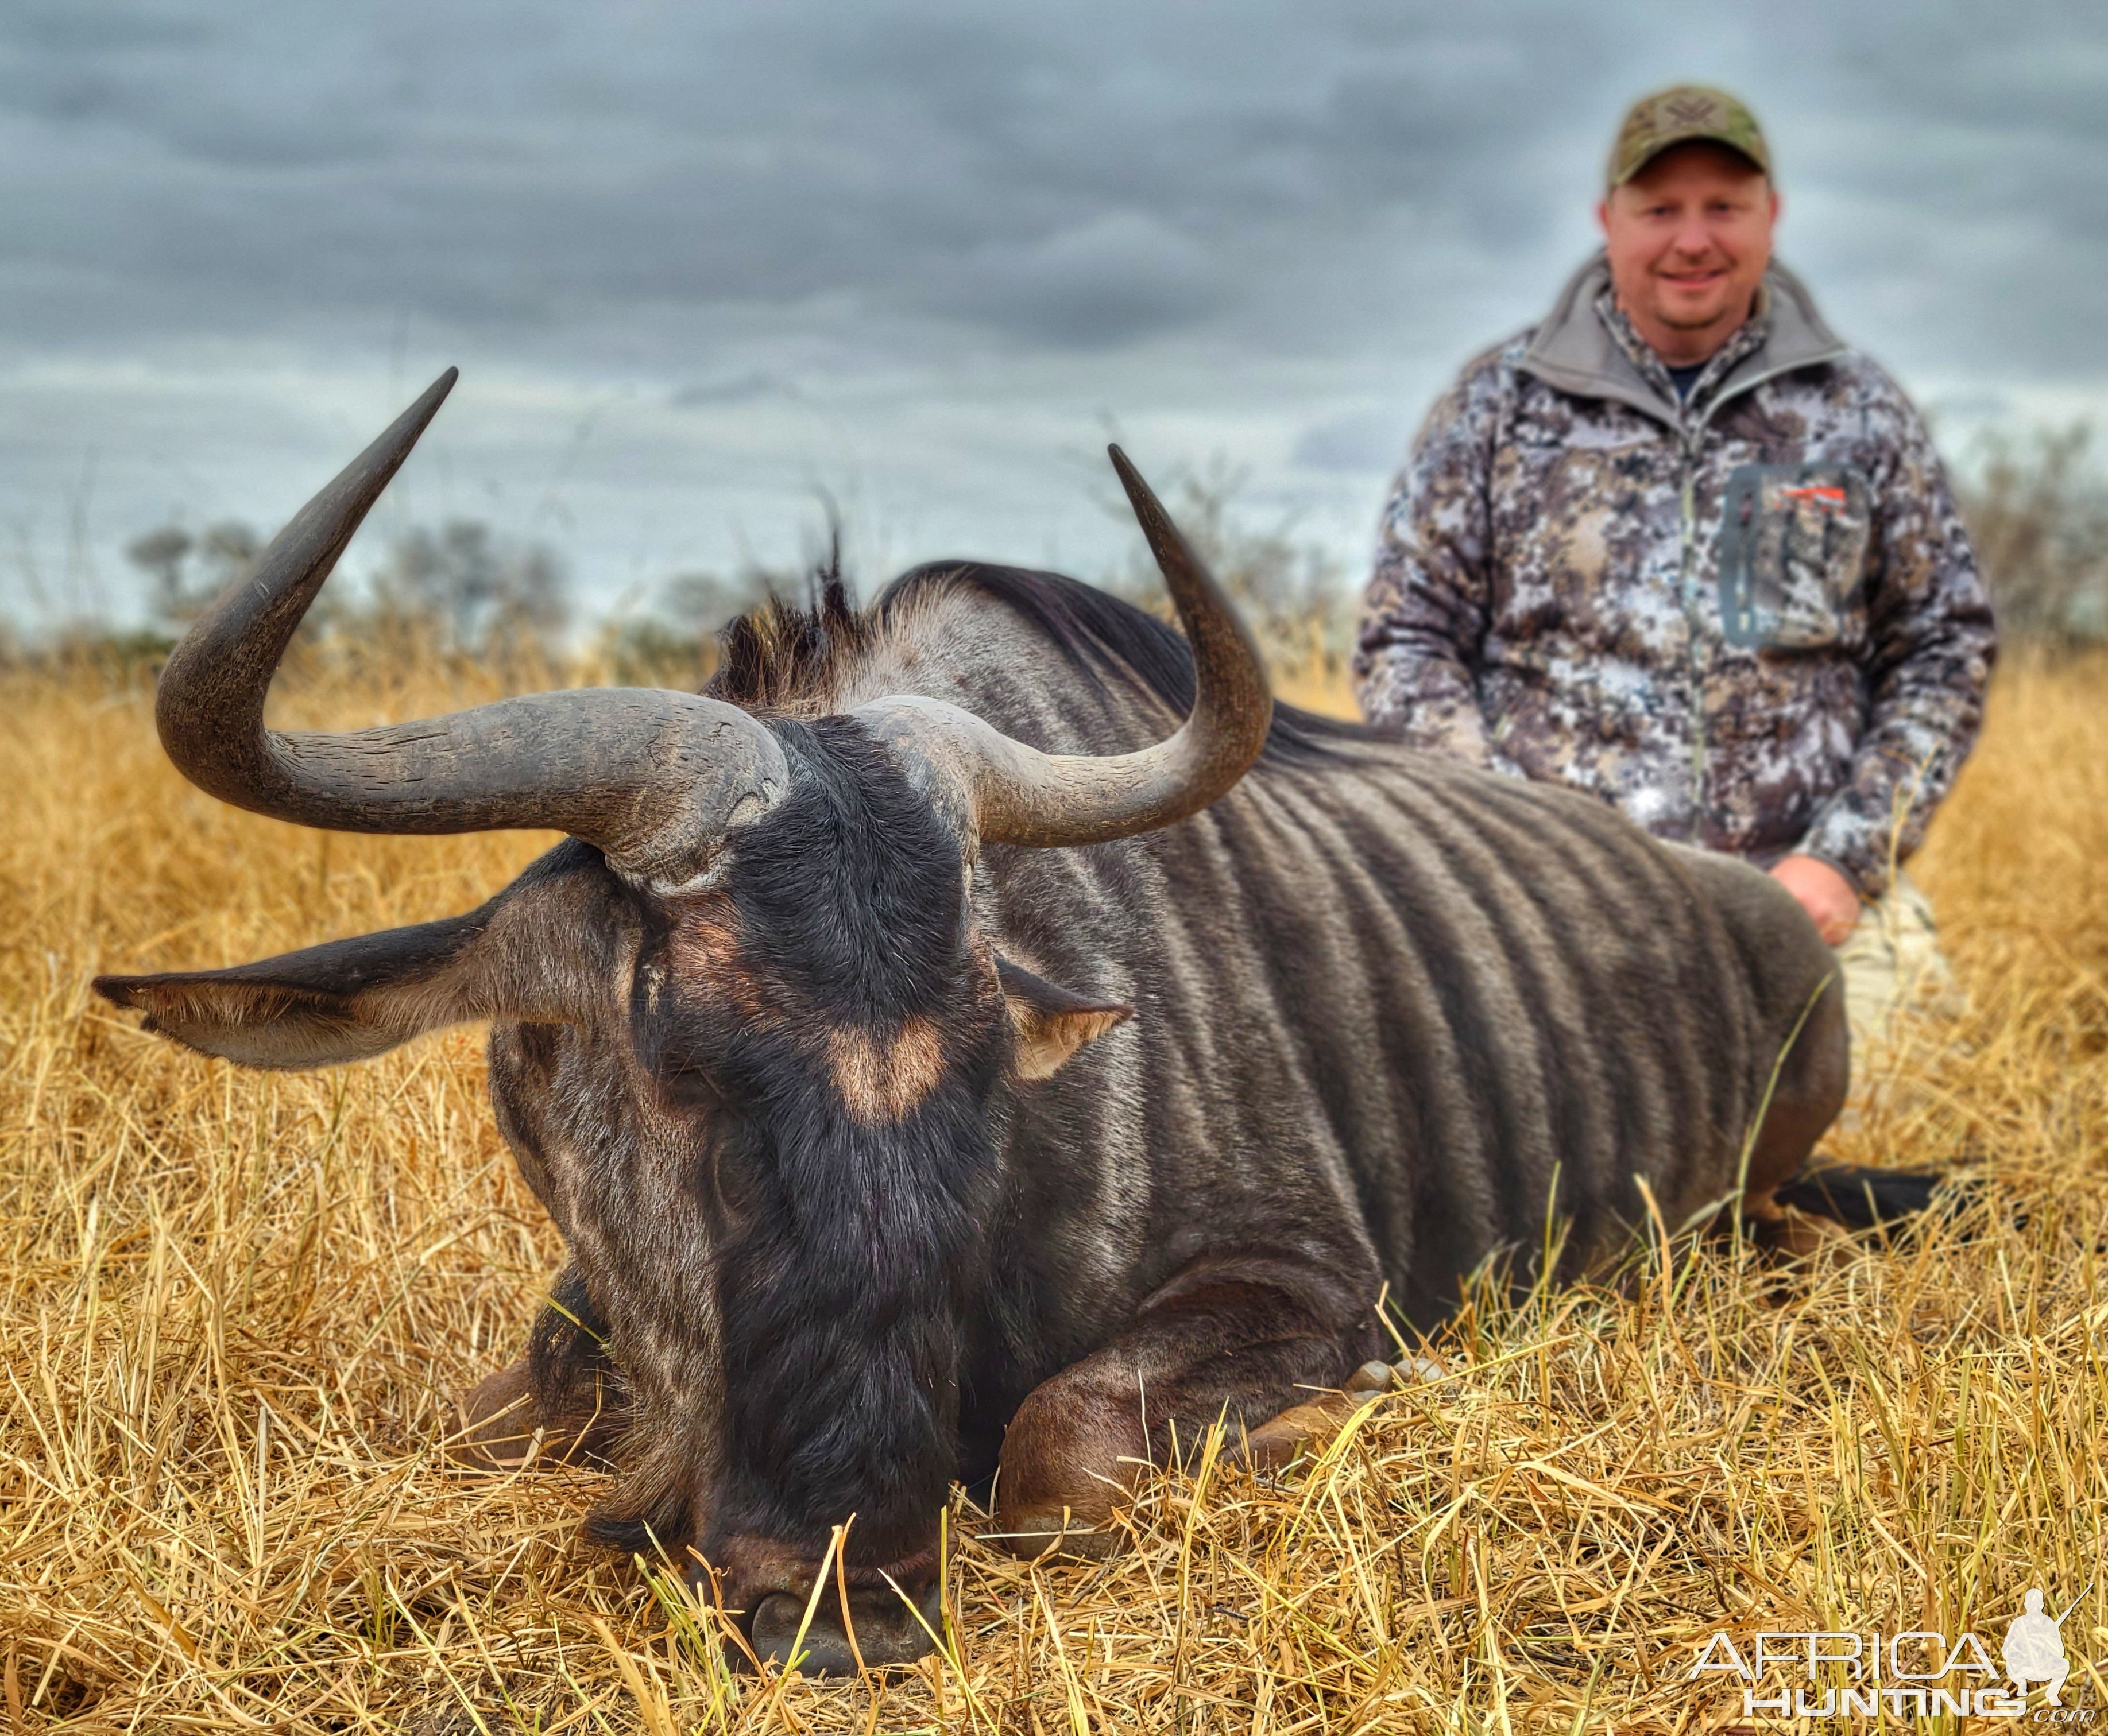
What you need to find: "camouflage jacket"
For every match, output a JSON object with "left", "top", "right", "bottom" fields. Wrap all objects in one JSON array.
[{"left": 1351, "top": 254, "right": 1996, "bottom": 901}]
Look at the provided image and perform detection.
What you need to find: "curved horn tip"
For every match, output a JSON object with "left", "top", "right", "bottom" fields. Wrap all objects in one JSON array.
[
  {"left": 1105, "top": 445, "right": 1203, "bottom": 583},
  {"left": 368, "top": 367, "right": 460, "bottom": 459},
  {"left": 399, "top": 366, "right": 460, "bottom": 433},
  {"left": 1105, "top": 443, "right": 1166, "bottom": 525},
  {"left": 308, "top": 365, "right": 462, "bottom": 507}
]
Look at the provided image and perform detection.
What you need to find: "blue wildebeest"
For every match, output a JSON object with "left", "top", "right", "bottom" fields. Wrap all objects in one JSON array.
[{"left": 97, "top": 372, "right": 1856, "bottom": 1671}]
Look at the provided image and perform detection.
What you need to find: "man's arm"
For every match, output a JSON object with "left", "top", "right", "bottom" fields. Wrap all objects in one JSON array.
[
  {"left": 1794, "top": 375, "right": 1997, "bottom": 904},
  {"left": 1351, "top": 363, "right": 1516, "bottom": 770}
]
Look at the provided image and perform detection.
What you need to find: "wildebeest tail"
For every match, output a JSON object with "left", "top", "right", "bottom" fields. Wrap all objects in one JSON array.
[{"left": 1773, "top": 1162, "right": 1945, "bottom": 1231}]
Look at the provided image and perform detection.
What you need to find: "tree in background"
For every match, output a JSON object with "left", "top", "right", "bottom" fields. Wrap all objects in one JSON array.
[
  {"left": 1103, "top": 458, "right": 1356, "bottom": 690},
  {"left": 124, "top": 522, "right": 262, "bottom": 632},
  {"left": 369, "top": 520, "right": 570, "bottom": 656},
  {"left": 123, "top": 516, "right": 573, "bottom": 679},
  {"left": 1958, "top": 424, "right": 2108, "bottom": 645}
]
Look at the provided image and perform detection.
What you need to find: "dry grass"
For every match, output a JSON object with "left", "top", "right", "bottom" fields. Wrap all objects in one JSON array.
[{"left": 3, "top": 648, "right": 2106, "bottom": 1733}]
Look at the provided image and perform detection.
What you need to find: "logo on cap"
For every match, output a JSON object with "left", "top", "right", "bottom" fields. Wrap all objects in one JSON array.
[{"left": 1608, "top": 84, "right": 1770, "bottom": 189}]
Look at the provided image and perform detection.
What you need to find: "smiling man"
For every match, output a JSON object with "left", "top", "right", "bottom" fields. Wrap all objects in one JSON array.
[{"left": 1353, "top": 85, "right": 1996, "bottom": 1061}]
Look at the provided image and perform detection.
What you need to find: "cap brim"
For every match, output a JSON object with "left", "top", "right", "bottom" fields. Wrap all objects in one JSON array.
[{"left": 1613, "top": 131, "right": 1769, "bottom": 187}]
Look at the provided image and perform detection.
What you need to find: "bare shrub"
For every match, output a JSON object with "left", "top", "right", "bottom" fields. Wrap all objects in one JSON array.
[
  {"left": 594, "top": 565, "right": 797, "bottom": 689},
  {"left": 124, "top": 520, "right": 262, "bottom": 632},
  {"left": 1956, "top": 423, "right": 2108, "bottom": 645},
  {"left": 1104, "top": 458, "right": 1357, "bottom": 703}
]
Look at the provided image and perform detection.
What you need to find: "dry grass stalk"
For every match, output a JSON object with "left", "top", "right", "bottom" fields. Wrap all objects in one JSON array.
[{"left": 2, "top": 648, "right": 2104, "bottom": 1732}]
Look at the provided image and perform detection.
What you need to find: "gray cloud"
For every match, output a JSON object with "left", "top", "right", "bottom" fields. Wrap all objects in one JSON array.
[
  {"left": 1, "top": 0, "right": 2103, "bottom": 624},
  {"left": 1294, "top": 409, "right": 1413, "bottom": 476},
  {"left": 926, "top": 212, "right": 1227, "bottom": 348}
]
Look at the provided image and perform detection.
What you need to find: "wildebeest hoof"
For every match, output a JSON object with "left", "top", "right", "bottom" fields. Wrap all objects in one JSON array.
[
  {"left": 1242, "top": 1393, "right": 1366, "bottom": 1467},
  {"left": 1749, "top": 1202, "right": 1856, "bottom": 1262},
  {"left": 1344, "top": 1359, "right": 1397, "bottom": 1393},
  {"left": 447, "top": 1361, "right": 624, "bottom": 1473},
  {"left": 747, "top": 1581, "right": 942, "bottom": 1673},
  {"left": 989, "top": 1507, "right": 1127, "bottom": 1561}
]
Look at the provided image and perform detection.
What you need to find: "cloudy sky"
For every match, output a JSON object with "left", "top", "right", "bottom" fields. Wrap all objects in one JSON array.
[{"left": 3, "top": 0, "right": 2104, "bottom": 627}]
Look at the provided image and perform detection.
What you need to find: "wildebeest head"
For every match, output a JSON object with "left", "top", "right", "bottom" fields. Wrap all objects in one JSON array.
[{"left": 94, "top": 371, "right": 1272, "bottom": 1669}]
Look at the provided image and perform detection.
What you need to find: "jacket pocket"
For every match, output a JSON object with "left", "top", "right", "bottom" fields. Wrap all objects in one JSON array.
[{"left": 1715, "top": 462, "right": 1871, "bottom": 650}]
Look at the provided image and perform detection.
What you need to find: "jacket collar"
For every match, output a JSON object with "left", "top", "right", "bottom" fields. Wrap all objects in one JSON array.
[{"left": 1518, "top": 250, "right": 1847, "bottom": 429}]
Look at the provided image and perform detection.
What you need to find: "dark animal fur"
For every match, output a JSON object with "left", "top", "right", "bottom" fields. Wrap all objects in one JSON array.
[
  {"left": 1774, "top": 1162, "right": 1944, "bottom": 1232},
  {"left": 656, "top": 718, "right": 1008, "bottom": 1569}
]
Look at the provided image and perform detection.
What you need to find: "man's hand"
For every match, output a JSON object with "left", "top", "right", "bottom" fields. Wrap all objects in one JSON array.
[{"left": 1770, "top": 854, "right": 1862, "bottom": 946}]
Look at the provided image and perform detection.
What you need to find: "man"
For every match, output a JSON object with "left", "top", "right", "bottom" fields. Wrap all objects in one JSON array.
[{"left": 1352, "top": 85, "right": 1995, "bottom": 1059}]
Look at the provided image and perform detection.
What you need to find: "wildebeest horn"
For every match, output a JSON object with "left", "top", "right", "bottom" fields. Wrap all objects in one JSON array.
[
  {"left": 153, "top": 370, "right": 787, "bottom": 883},
  {"left": 853, "top": 445, "right": 1274, "bottom": 848}
]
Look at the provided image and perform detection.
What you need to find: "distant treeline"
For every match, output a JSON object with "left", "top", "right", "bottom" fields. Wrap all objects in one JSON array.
[
  {"left": 6, "top": 425, "right": 2105, "bottom": 684},
  {"left": 10, "top": 512, "right": 780, "bottom": 691}
]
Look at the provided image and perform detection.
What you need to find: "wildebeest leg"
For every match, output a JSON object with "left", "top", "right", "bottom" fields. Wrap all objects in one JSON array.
[
  {"left": 1675, "top": 852, "right": 1854, "bottom": 1240},
  {"left": 992, "top": 1253, "right": 1380, "bottom": 1559},
  {"left": 455, "top": 1021, "right": 637, "bottom": 1472},
  {"left": 452, "top": 1263, "right": 631, "bottom": 1472},
  {"left": 1738, "top": 960, "right": 1853, "bottom": 1257}
]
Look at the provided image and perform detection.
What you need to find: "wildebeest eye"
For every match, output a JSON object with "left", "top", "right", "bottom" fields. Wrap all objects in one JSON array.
[
  {"left": 628, "top": 957, "right": 737, "bottom": 1109},
  {"left": 639, "top": 1014, "right": 733, "bottom": 1110}
]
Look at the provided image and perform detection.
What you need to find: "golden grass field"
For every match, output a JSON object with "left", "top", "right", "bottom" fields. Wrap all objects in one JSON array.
[{"left": 3, "top": 646, "right": 2106, "bottom": 1733}]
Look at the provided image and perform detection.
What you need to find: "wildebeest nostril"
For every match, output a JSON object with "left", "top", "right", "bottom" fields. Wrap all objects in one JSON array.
[{"left": 746, "top": 1582, "right": 942, "bottom": 1674}]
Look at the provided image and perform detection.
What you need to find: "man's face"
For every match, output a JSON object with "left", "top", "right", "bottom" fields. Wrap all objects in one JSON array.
[{"left": 1596, "top": 142, "right": 1778, "bottom": 359}]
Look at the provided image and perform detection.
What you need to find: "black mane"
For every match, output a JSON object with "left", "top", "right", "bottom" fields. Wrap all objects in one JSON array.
[{"left": 709, "top": 560, "right": 1379, "bottom": 766}]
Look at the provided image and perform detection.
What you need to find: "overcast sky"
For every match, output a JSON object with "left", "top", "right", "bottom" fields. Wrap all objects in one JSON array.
[{"left": 4, "top": 0, "right": 2105, "bottom": 627}]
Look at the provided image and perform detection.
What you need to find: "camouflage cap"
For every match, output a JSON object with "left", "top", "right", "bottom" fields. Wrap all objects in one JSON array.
[{"left": 1607, "top": 84, "right": 1770, "bottom": 188}]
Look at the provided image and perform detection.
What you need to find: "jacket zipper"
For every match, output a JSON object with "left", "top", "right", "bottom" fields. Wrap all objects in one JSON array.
[{"left": 1678, "top": 428, "right": 1705, "bottom": 838}]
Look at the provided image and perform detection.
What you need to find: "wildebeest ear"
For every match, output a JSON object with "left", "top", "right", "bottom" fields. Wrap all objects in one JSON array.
[
  {"left": 93, "top": 846, "right": 618, "bottom": 1070},
  {"left": 995, "top": 958, "right": 1131, "bottom": 1080}
]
